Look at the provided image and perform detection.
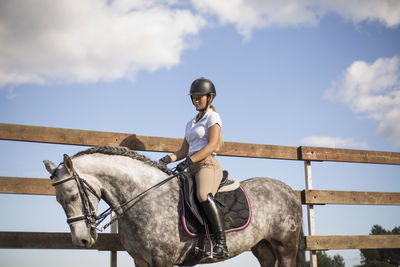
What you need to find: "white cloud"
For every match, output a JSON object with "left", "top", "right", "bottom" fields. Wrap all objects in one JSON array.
[
  {"left": 1, "top": 1, "right": 399, "bottom": 87},
  {"left": 326, "top": 56, "right": 400, "bottom": 148},
  {"left": 191, "top": 0, "right": 400, "bottom": 39},
  {"left": 0, "top": 0, "right": 205, "bottom": 87},
  {"left": 191, "top": 0, "right": 319, "bottom": 40},
  {"left": 317, "top": 0, "right": 400, "bottom": 28},
  {"left": 300, "top": 136, "right": 368, "bottom": 149}
]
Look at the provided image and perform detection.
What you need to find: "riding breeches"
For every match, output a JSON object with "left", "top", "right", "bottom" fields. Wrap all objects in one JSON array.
[{"left": 188, "top": 155, "right": 223, "bottom": 202}]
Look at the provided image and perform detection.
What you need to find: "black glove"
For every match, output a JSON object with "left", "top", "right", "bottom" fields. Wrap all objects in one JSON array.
[
  {"left": 159, "top": 155, "right": 172, "bottom": 165},
  {"left": 176, "top": 157, "right": 193, "bottom": 172}
]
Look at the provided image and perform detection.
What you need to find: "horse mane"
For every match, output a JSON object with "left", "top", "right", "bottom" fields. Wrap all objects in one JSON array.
[{"left": 72, "top": 146, "right": 173, "bottom": 175}]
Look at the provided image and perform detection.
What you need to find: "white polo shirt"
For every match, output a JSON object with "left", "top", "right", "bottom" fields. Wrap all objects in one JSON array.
[{"left": 185, "top": 109, "right": 222, "bottom": 156}]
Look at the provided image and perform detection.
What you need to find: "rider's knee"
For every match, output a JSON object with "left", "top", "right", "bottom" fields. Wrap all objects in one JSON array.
[{"left": 197, "top": 190, "right": 210, "bottom": 203}]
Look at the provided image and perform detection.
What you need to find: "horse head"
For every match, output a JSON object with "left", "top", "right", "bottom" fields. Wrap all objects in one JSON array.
[{"left": 43, "top": 154, "right": 101, "bottom": 248}]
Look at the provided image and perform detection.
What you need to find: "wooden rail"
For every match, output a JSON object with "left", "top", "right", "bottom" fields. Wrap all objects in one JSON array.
[
  {"left": 0, "top": 232, "right": 399, "bottom": 250},
  {"left": 303, "top": 189, "right": 400, "bottom": 205},
  {"left": 306, "top": 235, "right": 400, "bottom": 250},
  {"left": 1, "top": 123, "right": 400, "bottom": 164},
  {"left": 0, "top": 123, "right": 297, "bottom": 160},
  {"left": 0, "top": 232, "right": 124, "bottom": 250},
  {"left": 2, "top": 177, "right": 400, "bottom": 206},
  {"left": 0, "top": 177, "right": 55, "bottom": 195}
]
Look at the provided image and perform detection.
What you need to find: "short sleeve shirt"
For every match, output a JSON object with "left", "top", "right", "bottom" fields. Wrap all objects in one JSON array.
[{"left": 185, "top": 109, "right": 222, "bottom": 156}]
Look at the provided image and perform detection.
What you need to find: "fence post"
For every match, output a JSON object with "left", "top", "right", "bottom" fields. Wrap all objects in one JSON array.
[
  {"left": 110, "top": 212, "right": 117, "bottom": 267},
  {"left": 305, "top": 160, "right": 317, "bottom": 267}
]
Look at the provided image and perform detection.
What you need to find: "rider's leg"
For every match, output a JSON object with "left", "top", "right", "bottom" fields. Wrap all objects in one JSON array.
[
  {"left": 192, "top": 156, "right": 227, "bottom": 258},
  {"left": 193, "top": 156, "right": 223, "bottom": 202},
  {"left": 200, "top": 193, "right": 228, "bottom": 258}
]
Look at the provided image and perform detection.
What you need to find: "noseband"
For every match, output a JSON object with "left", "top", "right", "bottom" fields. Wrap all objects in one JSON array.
[{"left": 51, "top": 168, "right": 100, "bottom": 229}]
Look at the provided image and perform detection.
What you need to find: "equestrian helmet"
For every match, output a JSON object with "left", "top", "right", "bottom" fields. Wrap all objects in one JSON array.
[{"left": 190, "top": 77, "right": 216, "bottom": 96}]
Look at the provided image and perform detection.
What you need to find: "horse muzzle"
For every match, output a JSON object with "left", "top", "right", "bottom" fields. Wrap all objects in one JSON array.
[{"left": 70, "top": 222, "right": 98, "bottom": 248}]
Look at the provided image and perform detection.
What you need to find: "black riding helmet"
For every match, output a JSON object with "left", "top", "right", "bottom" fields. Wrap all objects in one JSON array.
[
  {"left": 190, "top": 77, "right": 216, "bottom": 96},
  {"left": 190, "top": 78, "right": 216, "bottom": 111}
]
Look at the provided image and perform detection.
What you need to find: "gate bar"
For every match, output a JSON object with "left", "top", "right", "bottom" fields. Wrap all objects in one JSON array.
[{"left": 305, "top": 160, "right": 317, "bottom": 267}]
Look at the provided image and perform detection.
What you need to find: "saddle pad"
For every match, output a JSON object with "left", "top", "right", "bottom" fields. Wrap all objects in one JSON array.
[{"left": 180, "top": 185, "right": 252, "bottom": 237}]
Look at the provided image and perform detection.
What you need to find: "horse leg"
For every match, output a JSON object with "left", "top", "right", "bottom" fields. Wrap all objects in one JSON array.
[
  {"left": 275, "top": 241, "right": 298, "bottom": 267},
  {"left": 251, "top": 240, "right": 277, "bottom": 267}
]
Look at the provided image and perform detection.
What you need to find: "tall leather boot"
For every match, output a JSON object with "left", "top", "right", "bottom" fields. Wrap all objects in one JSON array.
[{"left": 200, "top": 193, "right": 228, "bottom": 258}]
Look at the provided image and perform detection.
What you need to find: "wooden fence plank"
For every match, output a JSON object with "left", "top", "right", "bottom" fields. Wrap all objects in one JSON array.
[
  {"left": 0, "top": 177, "right": 55, "bottom": 195},
  {"left": 306, "top": 235, "right": 400, "bottom": 250},
  {"left": 220, "top": 141, "right": 299, "bottom": 160},
  {"left": 0, "top": 232, "right": 124, "bottom": 250},
  {"left": 304, "top": 190, "right": 400, "bottom": 205},
  {"left": 0, "top": 123, "right": 299, "bottom": 160},
  {"left": 2, "top": 178, "right": 400, "bottom": 206},
  {"left": 1, "top": 232, "right": 399, "bottom": 250},
  {"left": 301, "top": 146, "right": 400, "bottom": 165},
  {"left": 0, "top": 177, "right": 304, "bottom": 201},
  {"left": 0, "top": 123, "right": 139, "bottom": 148},
  {"left": 2, "top": 123, "right": 400, "bottom": 163}
]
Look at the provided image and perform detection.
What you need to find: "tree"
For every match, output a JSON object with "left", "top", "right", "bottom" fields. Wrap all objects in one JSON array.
[
  {"left": 358, "top": 225, "right": 400, "bottom": 267},
  {"left": 306, "top": 251, "right": 345, "bottom": 267}
]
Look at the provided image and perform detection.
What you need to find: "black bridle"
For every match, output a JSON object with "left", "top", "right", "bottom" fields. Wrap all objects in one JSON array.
[
  {"left": 51, "top": 165, "right": 180, "bottom": 232},
  {"left": 51, "top": 169, "right": 100, "bottom": 230}
]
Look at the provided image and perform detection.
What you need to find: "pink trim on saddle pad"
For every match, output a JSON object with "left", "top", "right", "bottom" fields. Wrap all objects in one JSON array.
[
  {"left": 180, "top": 185, "right": 252, "bottom": 237},
  {"left": 180, "top": 188, "right": 196, "bottom": 237}
]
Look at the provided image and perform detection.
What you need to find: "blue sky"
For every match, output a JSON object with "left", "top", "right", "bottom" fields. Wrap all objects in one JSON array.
[{"left": 0, "top": 1, "right": 399, "bottom": 266}]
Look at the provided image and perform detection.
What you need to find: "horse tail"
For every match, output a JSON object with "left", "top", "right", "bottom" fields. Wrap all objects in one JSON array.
[{"left": 296, "top": 226, "right": 306, "bottom": 267}]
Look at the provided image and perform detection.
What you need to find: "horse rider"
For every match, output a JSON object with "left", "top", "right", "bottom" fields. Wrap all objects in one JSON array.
[{"left": 159, "top": 77, "right": 227, "bottom": 258}]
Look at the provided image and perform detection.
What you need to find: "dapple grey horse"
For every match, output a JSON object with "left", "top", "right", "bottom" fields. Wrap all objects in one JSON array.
[{"left": 43, "top": 146, "right": 305, "bottom": 267}]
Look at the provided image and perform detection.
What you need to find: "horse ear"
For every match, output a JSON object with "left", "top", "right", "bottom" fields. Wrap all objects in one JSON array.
[
  {"left": 43, "top": 160, "right": 56, "bottom": 175},
  {"left": 63, "top": 154, "right": 74, "bottom": 174}
]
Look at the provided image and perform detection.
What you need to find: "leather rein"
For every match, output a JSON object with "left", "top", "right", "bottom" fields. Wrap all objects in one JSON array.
[{"left": 51, "top": 165, "right": 180, "bottom": 232}]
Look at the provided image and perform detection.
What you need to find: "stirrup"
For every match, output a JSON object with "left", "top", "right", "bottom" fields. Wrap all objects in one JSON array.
[{"left": 205, "top": 243, "right": 228, "bottom": 259}]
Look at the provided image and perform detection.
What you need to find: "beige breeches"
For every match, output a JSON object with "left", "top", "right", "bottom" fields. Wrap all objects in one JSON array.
[{"left": 188, "top": 155, "right": 223, "bottom": 202}]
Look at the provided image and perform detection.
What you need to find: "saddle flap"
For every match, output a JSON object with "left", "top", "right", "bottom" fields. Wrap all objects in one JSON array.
[{"left": 182, "top": 174, "right": 205, "bottom": 226}]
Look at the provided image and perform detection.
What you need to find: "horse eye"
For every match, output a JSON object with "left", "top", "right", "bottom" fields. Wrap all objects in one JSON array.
[{"left": 70, "top": 193, "right": 79, "bottom": 202}]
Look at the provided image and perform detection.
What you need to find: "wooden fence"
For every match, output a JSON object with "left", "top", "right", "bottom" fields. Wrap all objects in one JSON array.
[{"left": 0, "top": 123, "right": 399, "bottom": 266}]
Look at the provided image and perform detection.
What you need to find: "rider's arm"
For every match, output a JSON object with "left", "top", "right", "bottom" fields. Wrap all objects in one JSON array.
[{"left": 170, "top": 138, "right": 189, "bottom": 162}]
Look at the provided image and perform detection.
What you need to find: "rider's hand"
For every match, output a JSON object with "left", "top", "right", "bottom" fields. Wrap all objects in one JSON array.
[
  {"left": 159, "top": 155, "right": 172, "bottom": 165},
  {"left": 176, "top": 157, "right": 193, "bottom": 172}
]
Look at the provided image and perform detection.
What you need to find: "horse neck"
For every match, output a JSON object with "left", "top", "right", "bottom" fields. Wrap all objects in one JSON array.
[{"left": 73, "top": 154, "right": 171, "bottom": 208}]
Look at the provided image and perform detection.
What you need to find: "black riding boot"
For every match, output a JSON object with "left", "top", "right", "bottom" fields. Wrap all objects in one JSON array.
[{"left": 201, "top": 193, "right": 228, "bottom": 258}]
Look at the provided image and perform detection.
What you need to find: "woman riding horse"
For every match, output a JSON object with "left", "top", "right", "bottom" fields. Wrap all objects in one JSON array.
[{"left": 159, "top": 77, "right": 227, "bottom": 258}]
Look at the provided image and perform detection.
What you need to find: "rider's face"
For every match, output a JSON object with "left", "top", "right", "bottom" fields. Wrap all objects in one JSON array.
[{"left": 192, "top": 95, "right": 208, "bottom": 111}]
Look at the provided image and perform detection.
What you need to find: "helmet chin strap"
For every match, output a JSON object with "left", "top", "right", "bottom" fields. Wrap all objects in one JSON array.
[{"left": 198, "top": 102, "right": 209, "bottom": 112}]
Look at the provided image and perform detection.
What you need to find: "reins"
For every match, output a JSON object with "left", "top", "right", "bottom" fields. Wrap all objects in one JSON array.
[
  {"left": 51, "top": 165, "right": 181, "bottom": 232},
  {"left": 95, "top": 170, "right": 181, "bottom": 231}
]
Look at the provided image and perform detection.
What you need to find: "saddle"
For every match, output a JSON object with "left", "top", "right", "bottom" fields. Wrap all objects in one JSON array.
[{"left": 179, "top": 171, "right": 252, "bottom": 237}]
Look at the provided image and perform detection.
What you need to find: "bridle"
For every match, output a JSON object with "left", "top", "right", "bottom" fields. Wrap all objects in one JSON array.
[
  {"left": 50, "top": 164, "right": 181, "bottom": 232},
  {"left": 51, "top": 168, "right": 100, "bottom": 231}
]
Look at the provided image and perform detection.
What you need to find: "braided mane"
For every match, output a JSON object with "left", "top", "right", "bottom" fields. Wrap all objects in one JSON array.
[{"left": 73, "top": 146, "right": 173, "bottom": 175}]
